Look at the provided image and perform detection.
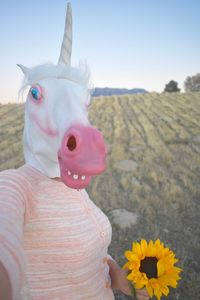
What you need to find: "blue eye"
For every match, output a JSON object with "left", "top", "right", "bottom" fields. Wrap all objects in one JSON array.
[
  {"left": 30, "top": 85, "right": 42, "bottom": 102},
  {"left": 31, "top": 88, "right": 39, "bottom": 99}
]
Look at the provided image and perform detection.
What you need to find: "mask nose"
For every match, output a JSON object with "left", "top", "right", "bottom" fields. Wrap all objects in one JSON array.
[{"left": 58, "top": 124, "right": 107, "bottom": 189}]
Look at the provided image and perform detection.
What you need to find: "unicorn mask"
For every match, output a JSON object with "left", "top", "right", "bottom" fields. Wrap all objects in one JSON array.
[{"left": 19, "top": 3, "right": 107, "bottom": 189}]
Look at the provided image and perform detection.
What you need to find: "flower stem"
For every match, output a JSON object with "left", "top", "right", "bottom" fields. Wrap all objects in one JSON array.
[{"left": 129, "top": 282, "right": 136, "bottom": 299}]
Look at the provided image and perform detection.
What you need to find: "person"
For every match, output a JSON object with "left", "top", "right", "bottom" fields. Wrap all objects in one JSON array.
[
  {"left": 0, "top": 3, "right": 149, "bottom": 300},
  {"left": 0, "top": 168, "right": 149, "bottom": 300}
]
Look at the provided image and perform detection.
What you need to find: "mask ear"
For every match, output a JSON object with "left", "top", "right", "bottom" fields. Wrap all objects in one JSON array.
[{"left": 17, "top": 64, "right": 30, "bottom": 77}]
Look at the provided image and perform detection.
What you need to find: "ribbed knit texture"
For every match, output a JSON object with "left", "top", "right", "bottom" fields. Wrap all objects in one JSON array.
[{"left": 0, "top": 165, "right": 114, "bottom": 300}]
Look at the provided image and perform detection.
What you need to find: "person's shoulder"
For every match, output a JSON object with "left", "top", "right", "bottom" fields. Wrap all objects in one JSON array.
[
  {"left": 0, "top": 167, "right": 20, "bottom": 179},
  {"left": 0, "top": 165, "right": 32, "bottom": 190}
]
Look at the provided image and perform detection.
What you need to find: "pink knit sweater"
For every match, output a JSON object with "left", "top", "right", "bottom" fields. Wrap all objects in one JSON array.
[{"left": 0, "top": 165, "right": 114, "bottom": 300}]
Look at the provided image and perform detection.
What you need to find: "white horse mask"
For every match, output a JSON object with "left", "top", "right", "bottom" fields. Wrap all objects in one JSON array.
[{"left": 18, "top": 3, "right": 107, "bottom": 189}]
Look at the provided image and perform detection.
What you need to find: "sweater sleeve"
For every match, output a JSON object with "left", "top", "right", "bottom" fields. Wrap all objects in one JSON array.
[{"left": 0, "top": 169, "right": 31, "bottom": 299}]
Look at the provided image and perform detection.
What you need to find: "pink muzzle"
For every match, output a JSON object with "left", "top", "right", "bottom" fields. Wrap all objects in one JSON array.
[{"left": 58, "top": 124, "right": 107, "bottom": 189}]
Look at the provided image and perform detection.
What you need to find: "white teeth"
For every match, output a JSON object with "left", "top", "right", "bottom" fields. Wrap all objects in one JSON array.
[{"left": 66, "top": 169, "right": 86, "bottom": 181}]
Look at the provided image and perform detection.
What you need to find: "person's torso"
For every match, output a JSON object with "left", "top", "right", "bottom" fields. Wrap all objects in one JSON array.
[{"left": 19, "top": 165, "right": 114, "bottom": 300}]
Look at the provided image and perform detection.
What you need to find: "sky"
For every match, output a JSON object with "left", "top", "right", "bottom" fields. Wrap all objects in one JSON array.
[{"left": 0, "top": 0, "right": 200, "bottom": 103}]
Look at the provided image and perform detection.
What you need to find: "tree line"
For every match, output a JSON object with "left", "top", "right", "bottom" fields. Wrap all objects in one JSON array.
[{"left": 164, "top": 73, "right": 200, "bottom": 93}]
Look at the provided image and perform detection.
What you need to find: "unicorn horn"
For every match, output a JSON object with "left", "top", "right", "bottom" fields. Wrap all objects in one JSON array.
[{"left": 58, "top": 3, "right": 72, "bottom": 65}]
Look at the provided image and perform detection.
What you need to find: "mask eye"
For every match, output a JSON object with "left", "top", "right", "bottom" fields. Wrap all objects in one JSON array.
[{"left": 30, "top": 85, "right": 42, "bottom": 102}]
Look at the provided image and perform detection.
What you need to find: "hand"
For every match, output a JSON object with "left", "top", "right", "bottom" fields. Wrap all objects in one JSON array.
[
  {"left": 135, "top": 288, "right": 150, "bottom": 300},
  {"left": 107, "top": 259, "right": 149, "bottom": 300}
]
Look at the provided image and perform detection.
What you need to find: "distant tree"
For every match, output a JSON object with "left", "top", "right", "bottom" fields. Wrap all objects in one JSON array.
[
  {"left": 164, "top": 80, "right": 180, "bottom": 93},
  {"left": 184, "top": 73, "right": 200, "bottom": 92}
]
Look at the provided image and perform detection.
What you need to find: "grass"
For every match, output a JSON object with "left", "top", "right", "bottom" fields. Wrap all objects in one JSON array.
[{"left": 1, "top": 92, "right": 200, "bottom": 299}]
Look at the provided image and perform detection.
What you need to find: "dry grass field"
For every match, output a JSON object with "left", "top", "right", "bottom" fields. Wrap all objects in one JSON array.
[{"left": 0, "top": 92, "right": 200, "bottom": 299}]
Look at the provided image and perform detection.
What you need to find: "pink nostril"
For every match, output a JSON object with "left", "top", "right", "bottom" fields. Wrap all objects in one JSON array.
[{"left": 67, "top": 135, "right": 77, "bottom": 151}]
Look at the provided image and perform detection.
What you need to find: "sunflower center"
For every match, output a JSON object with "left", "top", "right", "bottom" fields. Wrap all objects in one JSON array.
[{"left": 139, "top": 257, "right": 158, "bottom": 279}]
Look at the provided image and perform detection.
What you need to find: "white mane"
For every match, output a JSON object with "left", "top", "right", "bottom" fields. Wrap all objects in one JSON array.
[{"left": 22, "top": 62, "right": 91, "bottom": 88}]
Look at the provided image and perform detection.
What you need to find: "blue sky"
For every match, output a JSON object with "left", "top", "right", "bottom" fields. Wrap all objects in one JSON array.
[{"left": 0, "top": 0, "right": 200, "bottom": 103}]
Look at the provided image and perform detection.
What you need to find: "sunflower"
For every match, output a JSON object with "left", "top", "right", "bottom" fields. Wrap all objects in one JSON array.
[{"left": 123, "top": 239, "right": 182, "bottom": 300}]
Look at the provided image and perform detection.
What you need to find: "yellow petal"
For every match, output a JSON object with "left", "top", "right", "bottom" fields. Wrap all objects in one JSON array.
[
  {"left": 154, "top": 288, "right": 162, "bottom": 300},
  {"left": 155, "top": 239, "right": 161, "bottom": 247},
  {"left": 150, "top": 279, "right": 162, "bottom": 300},
  {"left": 124, "top": 251, "right": 139, "bottom": 262},
  {"left": 132, "top": 242, "right": 137, "bottom": 253},
  {"left": 166, "top": 278, "right": 178, "bottom": 288},
  {"left": 141, "top": 239, "right": 148, "bottom": 256},
  {"left": 157, "top": 259, "right": 165, "bottom": 277},
  {"left": 146, "top": 282, "right": 153, "bottom": 297},
  {"left": 173, "top": 266, "right": 183, "bottom": 274},
  {"left": 146, "top": 240, "right": 156, "bottom": 256},
  {"left": 134, "top": 274, "right": 148, "bottom": 289},
  {"left": 132, "top": 242, "right": 143, "bottom": 258},
  {"left": 130, "top": 260, "right": 140, "bottom": 270},
  {"left": 127, "top": 271, "right": 135, "bottom": 280},
  {"left": 135, "top": 281, "right": 145, "bottom": 289},
  {"left": 160, "top": 284, "right": 169, "bottom": 296}
]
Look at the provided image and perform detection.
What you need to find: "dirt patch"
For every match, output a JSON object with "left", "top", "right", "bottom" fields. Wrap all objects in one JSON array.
[
  {"left": 192, "top": 135, "right": 200, "bottom": 142},
  {"left": 109, "top": 209, "right": 138, "bottom": 229},
  {"left": 114, "top": 160, "right": 138, "bottom": 172}
]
